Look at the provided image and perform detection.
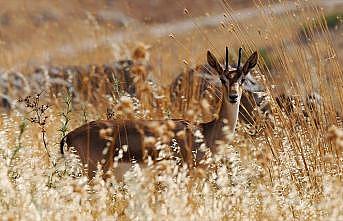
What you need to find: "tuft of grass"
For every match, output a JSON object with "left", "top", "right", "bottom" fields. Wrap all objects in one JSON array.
[
  {"left": 299, "top": 11, "right": 343, "bottom": 43},
  {"left": 325, "top": 12, "right": 343, "bottom": 29}
]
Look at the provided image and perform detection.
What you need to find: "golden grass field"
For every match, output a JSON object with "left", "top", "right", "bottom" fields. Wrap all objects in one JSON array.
[{"left": 0, "top": 0, "right": 342, "bottom": 220}]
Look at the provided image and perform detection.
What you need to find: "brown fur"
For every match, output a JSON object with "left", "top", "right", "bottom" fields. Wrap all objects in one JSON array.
[{"left": 61, "top": 119, "right": 195, "bottom": 178}]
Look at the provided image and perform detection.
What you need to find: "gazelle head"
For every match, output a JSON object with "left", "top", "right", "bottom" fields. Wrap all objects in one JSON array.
[{"left": 207, "top": 47, "right": 258, "bottom": 103}]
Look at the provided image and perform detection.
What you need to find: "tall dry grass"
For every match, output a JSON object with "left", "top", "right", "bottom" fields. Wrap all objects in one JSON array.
[{"left": 0, "top": 1, "right": 342, "bottom": 220}]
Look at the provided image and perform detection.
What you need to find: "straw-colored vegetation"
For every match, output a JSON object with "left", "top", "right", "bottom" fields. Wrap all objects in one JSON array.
[{"left": 0, "top": 1, "right": 342, "bottom": 220}]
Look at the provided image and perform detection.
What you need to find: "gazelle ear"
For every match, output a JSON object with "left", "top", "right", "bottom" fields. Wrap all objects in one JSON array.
[
  {"left": 242, "top": 51, "right": 258, "bottom": 75},
  {"left": 207, "top": 51, "right": 223, "bottom": 75}
]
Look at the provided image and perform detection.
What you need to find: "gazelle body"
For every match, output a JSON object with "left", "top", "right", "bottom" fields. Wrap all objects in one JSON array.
[{"left": 61, "top": 47, "right": 258, "bottom": 178}]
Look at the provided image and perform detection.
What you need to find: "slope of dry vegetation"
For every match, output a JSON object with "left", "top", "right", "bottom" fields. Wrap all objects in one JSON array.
[{"left": 0, "top": 0, "right": 342, "bottom": 220}]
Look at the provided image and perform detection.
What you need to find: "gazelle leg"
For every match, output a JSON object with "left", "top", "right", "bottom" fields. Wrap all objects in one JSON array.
[{"left": 185, "top": 128, "right": 194, "bottom": 168}]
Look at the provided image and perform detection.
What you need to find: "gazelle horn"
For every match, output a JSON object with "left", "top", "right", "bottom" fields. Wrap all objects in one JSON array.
[
  {"left": 225, "top": 46, "right": 229, "bottom": 71},
  {"left": 237, "top": 47, "right": 242, "bottom": 70}
]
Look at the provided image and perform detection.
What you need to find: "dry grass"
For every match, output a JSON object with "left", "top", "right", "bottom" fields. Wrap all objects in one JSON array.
[
  {"left": 0, "top": 0, "right": 343, "bottom": 220},
  {"left": 0, "top": 0, "right": 254, "bottom": 70}
]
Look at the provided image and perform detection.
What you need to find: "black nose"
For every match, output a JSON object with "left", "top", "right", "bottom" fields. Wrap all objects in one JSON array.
[
  {"left": 229, "top": 94, "right": 238, "bottom": 100},
  {"left": 229, "top": 94, "right": 238, "bottom": 102}
]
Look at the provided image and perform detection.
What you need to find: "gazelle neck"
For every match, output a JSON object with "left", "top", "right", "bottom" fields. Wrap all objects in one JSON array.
[{"left": 201, "top": 86, "right": 240, "bottom": 150}]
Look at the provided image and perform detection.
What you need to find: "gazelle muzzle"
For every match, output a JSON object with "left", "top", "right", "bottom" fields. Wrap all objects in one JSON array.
[{"left": 228, "top": 83, "right": 240, "bottom": 103}]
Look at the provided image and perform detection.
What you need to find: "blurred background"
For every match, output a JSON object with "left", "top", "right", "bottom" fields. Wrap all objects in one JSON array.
[{"left": 0, "top": 0, "right": 341, "bottom": 77}]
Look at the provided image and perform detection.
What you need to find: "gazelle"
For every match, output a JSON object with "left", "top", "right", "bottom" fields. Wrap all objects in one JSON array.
[
  {"left": 60, "top": 47, "right": 258, "bottom": 178},
  {"left": 170, "top": 50, "right": 264, "bottom": 125}
]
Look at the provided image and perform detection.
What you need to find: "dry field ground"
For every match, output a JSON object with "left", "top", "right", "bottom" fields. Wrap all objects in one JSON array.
[{"left": 0, "top": 0, "right": 343, "bottom": 220}]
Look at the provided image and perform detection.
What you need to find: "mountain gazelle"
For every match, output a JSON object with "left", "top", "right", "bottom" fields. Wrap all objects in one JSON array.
[
  {"left": 170, "top": 48, "right": 264, "bottom": 125},
  {"left": 60, "top": 47, "right": 258, "bottom": 178}
]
